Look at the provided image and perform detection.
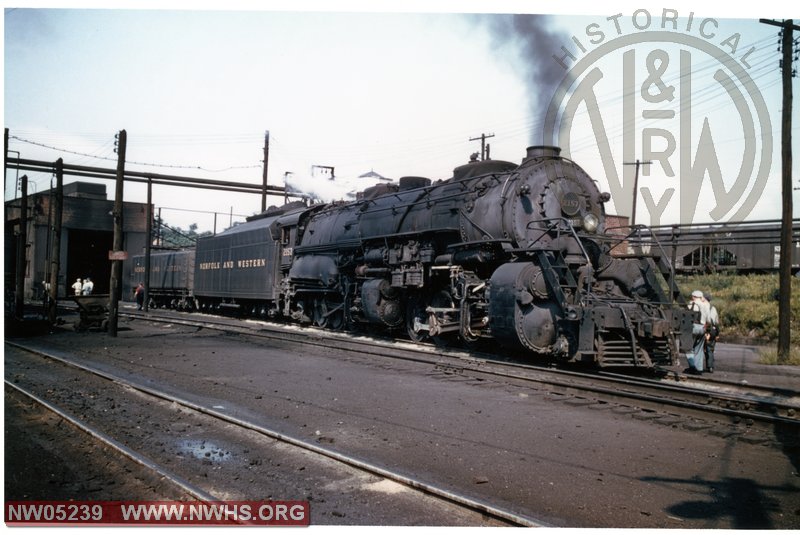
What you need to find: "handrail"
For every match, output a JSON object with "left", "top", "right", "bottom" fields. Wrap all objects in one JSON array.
[
  {"left": 524, "top": 217, "right": 593, "bottom": 265},
  {"left": 602, "top": 224, "right": 682, "bottom": 305},
  {"left": 523, "top": 218, "right": 595, "bottom": 299}
]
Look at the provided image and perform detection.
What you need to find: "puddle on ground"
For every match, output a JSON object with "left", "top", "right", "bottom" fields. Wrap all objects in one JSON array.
[{"left": 178, "top": 439, "right": 232, "bottom": 461}]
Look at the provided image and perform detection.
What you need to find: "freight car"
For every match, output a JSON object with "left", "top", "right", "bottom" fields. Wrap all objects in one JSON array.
[
  {"left": 135, "top": 146, "right": 696, "bottom": 368},
  {"left": 645, "top": 221, "right": 800, "bottom": 275},
  {"left": 130, "top": 249, "right": 195, "bottom": 310}
]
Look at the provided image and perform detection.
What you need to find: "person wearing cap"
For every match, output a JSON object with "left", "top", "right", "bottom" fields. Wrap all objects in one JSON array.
[
  {"left": 704, "top": 292, "right": 720, "bottom": 373},
  {"left": 71, "top": 278, "right": 83, "bottom": 296},
  {"left": 686, "top": 290, "right": 710, "bottom": 374}
]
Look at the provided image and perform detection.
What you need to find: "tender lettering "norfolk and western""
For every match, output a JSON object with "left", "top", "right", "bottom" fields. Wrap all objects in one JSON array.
[{"left": 198, "top": 258, "right": 267, "bottom": 270}]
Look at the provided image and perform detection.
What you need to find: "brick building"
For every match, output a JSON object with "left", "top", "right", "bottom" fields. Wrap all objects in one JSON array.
[{"left": 5, "top": 181, "right": 149, "bottom": 302}]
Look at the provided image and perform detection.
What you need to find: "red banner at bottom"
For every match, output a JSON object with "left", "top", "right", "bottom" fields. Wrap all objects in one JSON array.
[{"left": 5, "top": 500, "right": 310, "bottom": 526}]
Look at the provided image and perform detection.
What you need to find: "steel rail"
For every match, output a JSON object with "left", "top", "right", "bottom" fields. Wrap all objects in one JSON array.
[
  {"left": 116, "top": 309, "right": 800, "bottom": 433},
  {"left": 4, "top": 380, "right": 220, "bottom": 503},
  {"left": 120, "top": 309, "right": 799, "bottom": 421},
  {"left": 5, "top": 341, "right": 548, "bottom": 528}
]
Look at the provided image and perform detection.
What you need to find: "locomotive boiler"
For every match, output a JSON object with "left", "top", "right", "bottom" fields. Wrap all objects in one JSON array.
[
  {"left": 145, "top": 145, "right": 694, "bottom": 368},
  {"left": 280, "top": 145, "right": 694, "bottom": 367}
]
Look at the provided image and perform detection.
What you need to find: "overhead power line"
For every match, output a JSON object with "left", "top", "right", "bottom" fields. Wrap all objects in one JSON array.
[{"left": 9, "top": 135, "right": 261, "bottom": 173}]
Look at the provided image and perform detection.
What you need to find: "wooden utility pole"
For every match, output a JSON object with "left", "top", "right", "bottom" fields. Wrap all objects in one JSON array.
[
  {"left": 4, "top": 128, "right": 8, "bottom": 193},
  {"left": 48, "top": 159, "right": 64, "bottom": 324},
  {"left": 760, "top": 18, "right": 798, "bottom": 362},
  {"left": 623, "top": 159, "right": 652, "bottom": 227},
  {"left": 469, "top": 133, "right": 495, "bottom": 161},
  {"left": 144, "top": 177, "right": 152, "bottom": 313},
  {"left": 108, "top": 130, "right": 127, "bottom": 336},
  {"left": 14, "top": 175, "right": 27, "bottom": 319},
  {"left": 777, "top": 19, "right": 796, "bottom": 362},
  {"left": 261, "top": 130, "right": 270, "bottom": 213}
]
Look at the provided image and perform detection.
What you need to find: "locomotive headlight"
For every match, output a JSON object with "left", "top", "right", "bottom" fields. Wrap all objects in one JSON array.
[{"left": 583, "top": 213, "right": 599, "bottom": 233}]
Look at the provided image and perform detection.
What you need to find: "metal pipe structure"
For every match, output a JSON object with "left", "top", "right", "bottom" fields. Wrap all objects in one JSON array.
[
  {"left": 5, "top": 154, "right": 300, "bottom": 328},
  {"left": 6, "top": 157, "right": 292, "bottom": 198}
]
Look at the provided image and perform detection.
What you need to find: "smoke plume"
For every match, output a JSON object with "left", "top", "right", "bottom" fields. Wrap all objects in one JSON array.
[{"left": 477, "top": 14, "right": 571, "bottom": 144}]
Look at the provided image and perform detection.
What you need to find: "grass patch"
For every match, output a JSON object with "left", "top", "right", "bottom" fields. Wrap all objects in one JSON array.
[
  {"left": 757, "top": 346, "right": 800, "bottom": 366},
  {"left": 676, "top": 273, "right": 800, "bottom": 353}
]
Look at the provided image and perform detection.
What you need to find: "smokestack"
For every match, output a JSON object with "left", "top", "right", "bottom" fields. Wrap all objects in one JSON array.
[{"left": 523, "top": 145, "right": 561, "bottom": 162}]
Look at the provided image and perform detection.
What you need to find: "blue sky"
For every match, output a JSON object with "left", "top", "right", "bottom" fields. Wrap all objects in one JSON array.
[{"left": 4, "top": 1, "right": 799, "bottom": 231}]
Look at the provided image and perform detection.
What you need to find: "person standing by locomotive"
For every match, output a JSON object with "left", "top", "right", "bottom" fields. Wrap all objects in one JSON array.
[
  {"left": 686, "top": 290, "right": 710, "bottom": 374},
  {"left": 704, "top": 292, "right": 720, "bottom": 373},
  {"left": 72, "top": 278, "right": 83, "bottom": 296},
  {"left": 134, "top": 282, "right": 145, "bottom": 310}
]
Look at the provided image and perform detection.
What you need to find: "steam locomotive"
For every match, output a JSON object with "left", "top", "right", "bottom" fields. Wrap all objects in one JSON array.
[{"left": 131, "top": 146, "right": 695, "bottom": 368}]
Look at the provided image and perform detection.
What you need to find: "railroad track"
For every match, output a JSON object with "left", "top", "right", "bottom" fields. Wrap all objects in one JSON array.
[
  {"left": 5, "top": 340, "right": 544, "bottom": 527},
  {"left": 5, "top": 380, "right": 220, "bottom": 502},
  {"left": 118, "top": 308, "right": 800, "bottom": 442}
]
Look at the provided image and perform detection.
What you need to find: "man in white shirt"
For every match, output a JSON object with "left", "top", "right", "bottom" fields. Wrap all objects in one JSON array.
[
  {"left": 686, "top": 289, "right": 710, "bottom": 373},
  {"left": 82, "top": 278, "right": 94, "bottom": 295}
]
